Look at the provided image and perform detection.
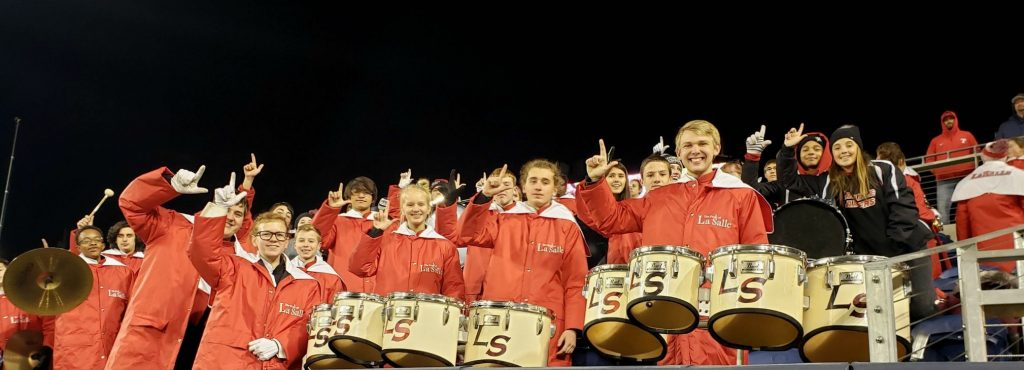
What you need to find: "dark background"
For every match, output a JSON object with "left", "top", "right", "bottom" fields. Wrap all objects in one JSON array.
[{"left": 0, "top": 2, "right": 1020, "bottom": 258}]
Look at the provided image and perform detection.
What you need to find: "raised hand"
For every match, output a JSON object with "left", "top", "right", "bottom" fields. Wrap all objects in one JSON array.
[
  {"left": 243, "top": 153, "right": 264, "bottom": 178},
  {"left": 482, "top": 164, "right": 514, "bottom": 197},
  {"left": 328, "top": 182, "right": 350, "bottom": 209},
  {"left": 76, "top": 215, "right": 94, "bottom": 229},
  {"left": 585, "top": 139, "right": 620, "bottom": 180},
  {"left": 783, "top": 123, "right": 808, "bottom": 148},
  {"left": 398, "top": 169, "right": 413, "bottom": 188},
  {"left": 745, "top": 124, "right": 774, "bottom": 154},
  {"left": 213, "top": 172, "right": 248, "bottom": 207},
  {"left": 372, "top": 205, "right": 395, "bottom": 230},
  {"left": 170, "top": 165, "right": 209, "bottom": 194},
  {"left": 475, "top": 172, "right": 487, "bottom": 193},
  {"left": 652, "top": 136, "right": 670, "bottom": 155}
]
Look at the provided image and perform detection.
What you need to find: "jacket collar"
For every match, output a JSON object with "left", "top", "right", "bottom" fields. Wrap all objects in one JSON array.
[
  {"left": 393, "top": 222, "right": 447, "bottom": 240},
  {"left": 505, "top": 200, "right": 577, "bottom": 224},
  {"left": 238, "top": 251, "right": 315, "bottom": 282},
  {"left": 340, "top": 209, "right": 375, "bottom": 220},
  {"left": 79, "top": 253, "right": 127, "bottom": 267},
  {"left": 101, "top": 249, "right": 145, "bottom": 259},
  {"left": 289, "top": 255, "right": 340, "bottom": 277}
]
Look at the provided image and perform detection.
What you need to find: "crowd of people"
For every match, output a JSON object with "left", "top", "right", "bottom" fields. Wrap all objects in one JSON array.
[{"left": 1, "top": 94, "right": 1024, "bottom": 369}]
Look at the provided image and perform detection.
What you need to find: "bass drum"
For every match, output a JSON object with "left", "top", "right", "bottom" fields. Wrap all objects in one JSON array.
[{"left": 769, "top": 198, "right": 850, "bottom": 259}]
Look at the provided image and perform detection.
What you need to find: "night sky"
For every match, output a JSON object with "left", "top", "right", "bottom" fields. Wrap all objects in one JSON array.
[{"left": 0, "top": 3, "right": 1020, "bottom": 258}]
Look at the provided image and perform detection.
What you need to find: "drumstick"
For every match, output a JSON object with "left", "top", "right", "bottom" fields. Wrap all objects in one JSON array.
[{"left": 88, "top": 189, "right": 116, "bottom": 217}]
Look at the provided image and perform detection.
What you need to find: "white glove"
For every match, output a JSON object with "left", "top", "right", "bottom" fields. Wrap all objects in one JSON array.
[
  {"left": 745, "top": 125, "right": 773, "bottom": 155},
  {"left": 652, "top": 136, "right": 670, "bottom": 155},
  {"left": 214, "top": 172, "right": 247, "bottom": 208},
  {"left": 248, "top": 338, "right": 280, "bottom": 361},
  {"left": 398, "top": 169, "right": 412, "bottom": 189},
  {"left": 170, "top": 165, "right": 209, "bottom": 194}
]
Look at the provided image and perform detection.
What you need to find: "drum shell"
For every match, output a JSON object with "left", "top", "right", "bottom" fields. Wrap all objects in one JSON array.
[
  {"left": 583, "top": 265, "right": 667, "bottom": 362},
  {"left": 801, "top": 257, "right": 911, "bottom": 362},
  {"left": 328, "top": 295, "right": 386, "bottom": 365},
  {"left": 464, "top": 302, "right": 553, "bottom": 367},
  {"left": 382, "top": 294, "right": 462, "bottom": 367},
  {"left": 707, "top": 245, "right": 806, "bottom": 350},
  {"left": 626, "top": 247, "right": 703, "bottom": 333}
]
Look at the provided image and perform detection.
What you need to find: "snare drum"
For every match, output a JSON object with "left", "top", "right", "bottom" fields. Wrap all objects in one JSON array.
[
  {"left": 626, "top": 246, "right": 704, "bottom": 333},
  {"left": 464, "top": 301, "right": 554, "bottom": 367},
  {"left": 304, "top": 304, "right": 367, "bottom": 369},
  {"left": 328, "top": 292, "right": 386, "bottom": 365},
  {"left": 707, "top": 244, "right": 807, "bottom": 350},
  {"left": 583, "top": 265, "right": 666, "bottom": 362},
  {"left": 801, "top": 255, "right": 911, "bottom": 362},
  {"left": 382, "top": 292, "right": 463, "bottom": 367}
]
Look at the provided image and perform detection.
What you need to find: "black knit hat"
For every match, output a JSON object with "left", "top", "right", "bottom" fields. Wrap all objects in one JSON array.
[{"left": 830, "top": 125, "right": 863, "bottom": 149}]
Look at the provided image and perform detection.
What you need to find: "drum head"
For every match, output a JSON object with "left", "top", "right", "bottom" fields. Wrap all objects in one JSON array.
[
  {"left": 626, "top": 297, "right": 698, "bottom": 334},
  {"left": 382, "top": 349, "right": 454, "bottom": 367},
  {"left": 708, "top": 310, "right": 801, "bottom": 350},
  {"left": 305, "top": 354, "right": 368, "bottom": 369},
  {"left": 800, "top": 326, "right": 910, "bottom": 362},
  {"left": 769, "top": 199, "right": 848, "bottom": 259},
  {"left": 584, "top": 319, "right": 667, "bottom": 362},
  {"left": 328, "top": 336, "right": 383, "bottom": 365}
]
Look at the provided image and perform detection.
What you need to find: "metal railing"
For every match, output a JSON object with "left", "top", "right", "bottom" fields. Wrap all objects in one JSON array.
[{"left": 864, "top": 225, "right": 1024, "bottom": 362}]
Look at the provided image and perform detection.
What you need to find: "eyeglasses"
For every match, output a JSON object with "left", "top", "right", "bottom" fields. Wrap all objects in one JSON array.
[
  {"left": 78, "top": 237, "right": 104, "bottom": 245},
  {"left": 255, "top": 231, "right": 290, "bottom": 241}
]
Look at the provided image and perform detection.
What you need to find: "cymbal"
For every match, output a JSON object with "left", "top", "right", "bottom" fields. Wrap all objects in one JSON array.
[
  {"left": 2, "top": 248, "right": 92, "bottom": 315},
  {"left": 2, "top": 330, "right": 46, "bottom": 370}
]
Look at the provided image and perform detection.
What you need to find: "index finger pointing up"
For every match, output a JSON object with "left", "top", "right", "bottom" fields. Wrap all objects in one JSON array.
[
  {"left": 599, "top": 139, "right": 607, "bottom": 159},
  {"left": 250, "top": 153, "right": 257, "bottom": 164}
]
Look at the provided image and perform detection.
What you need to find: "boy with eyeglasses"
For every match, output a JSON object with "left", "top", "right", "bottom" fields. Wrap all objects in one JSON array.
[
  {"left": 188, "top": 177, "right": 321, "bottom": 370},
  {"left": 50, "top": 225, "right": 135, "bottom": 370}
]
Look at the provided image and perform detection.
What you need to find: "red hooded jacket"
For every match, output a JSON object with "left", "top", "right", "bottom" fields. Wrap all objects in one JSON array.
[{"left": 926, "top": 111, "right": 979, "bottom": 180}]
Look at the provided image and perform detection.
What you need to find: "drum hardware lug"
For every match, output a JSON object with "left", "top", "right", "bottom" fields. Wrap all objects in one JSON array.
[
  {"left": 703, "top": 265, "right": 713, "bottom": 286},
  {"left": 825, "top": 265, "right": 834, "bottom": 288},
  {"left": 583, "top": 280, "right": 589, "bottom": 297},
  {"left": 473, "top": 311, "right": 480, "bottom": 329},
  {"left": 536, "top": 318, "right": 543, "bottom": 336},
  {"left": 803, "top": 296, "right": 810, "bottom": 310},
  {"left": 414, "top": 301, "right": 420, "bottom": 321},
  {"left": 767, "top": 251, "right": 776, "bottom": 280},
  {"left": 672, "top": 259, "right": 679, "bottom": 279},
  {"left": 504, "top": 309, "right": 511, "bottom": 331},
  {"left": 443, "top": 306, "right": 450, "bottom": 326},
  {"left": 728, "top": 254, "right": 737, "bottom": 279},
  {"left": 549, "top": 324, "right": 556, "bottom": 338},
  {"left": 385, "top": 305, "right": 393, "bottom": 322},
  {"left": 596, "top": 277, "right": 603, "bottom": 294},
  {"left": 358, "top": 302, "right": 365, "bottom": 320}
]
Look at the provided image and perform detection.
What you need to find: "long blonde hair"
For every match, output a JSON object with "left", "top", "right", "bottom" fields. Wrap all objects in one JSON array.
[{"left": 828, "top": 146, "right": 878, "bottom": 200}]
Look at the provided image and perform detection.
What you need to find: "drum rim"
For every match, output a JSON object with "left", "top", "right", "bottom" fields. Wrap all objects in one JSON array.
[
  {"left": 333, "top": 291, "right": 386, "bottom": 303},
  {"left": 799, "top": 324, "right": 912, "bottom": 363},
  {"left": 629, "top": 245, "right": 704, "bottom": 261},
  {"left": 387, "top": 292, "right": 465, "bottom": 308},
  {"left": 706, "top": 308, "right": 804, "bottom": 351},
  {"left": 469, "top": 300, "right": 553, "bottom": 318},
  {"left": 304, "top": 354, "right": 371, "bottom": 370},
  {"left": 381, "top": 348, "right": 454, "bottom": 367},
  {"left": 327, "top": 336, "right": 384, "bottom": 365},
  {"left": 625, "top": 296, "right": 700, "bottom": 334},
  {"left": 808, "top": 254, "right": 896, "bottom": 268},
  {"left": 708, "top": 244, "right": 807, "bottom": 261},
  {"left": 586, "top": 264, "right": 629, "bottom": 276},
  {"left": 463, "top": 358, "right": 533, "bottom": 367},
  {"left": 311, "top": 303, "right": 334, "bottom": 312},
  {"left": 582, "top": 317, "right": 668, "bottom": 362}
]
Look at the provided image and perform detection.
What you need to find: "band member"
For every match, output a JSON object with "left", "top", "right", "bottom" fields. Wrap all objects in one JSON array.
[
  {"left": 349, "top": 186, "right": 465, "bottom": 300},
  {"left": 107, "top": 158, "right": 258, "bottom": 370},
  {"left": 289, "top": 224, "right": 345, "bottom": 300},
  {"left": 69, "top": 216, "right": 145, "bottom": 273},
  {"left": 576, "top": 120, "right": 773, "bottom": 365},
  {"left": 457, "top": 160, "right": 588, "bottom": 366},
  {"left": 189, "top": 178, "right": 321, "bottom": 370},
  {"left": 53, "top": 225, "right": 135, "bottom": 370},
  {"left": 436, "top": 168, "right": 520, "bottom": 303},
  {"left": 311, "top": 177, "right": 379, "bottom": 292},
  {"left": 575, "top": 162, "right": 641, "bottom": 264},
  {"left": 953, "top": 140, "right": 1024, "bottom": 273}
]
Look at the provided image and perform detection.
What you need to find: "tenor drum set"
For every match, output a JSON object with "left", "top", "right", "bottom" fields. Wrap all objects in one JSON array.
[{"left": 302, "top": 199, "right": 914, "bottom": 367}]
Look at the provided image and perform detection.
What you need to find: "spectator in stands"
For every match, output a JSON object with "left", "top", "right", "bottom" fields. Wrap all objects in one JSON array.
[
  {"left": 1007, "top": 137, "right": 1024, "bottom": 170},
  {"left": 720, "top": 161, "right": 742, "bottom": 178},
  {"left": 995, "top": 93, "right": 1024, "bottom": 139},
  {"left": 763, "top": 160, "right": 777, "bottom": 182},
  {"left": 925, "top": 110, "right": 978, "bottom": 224},
  {"left": 952, "top": 140, "right": 1024, "bottom": 272},
  {"left": 629, "top": 179, "right": 642, "bottom": 198}
]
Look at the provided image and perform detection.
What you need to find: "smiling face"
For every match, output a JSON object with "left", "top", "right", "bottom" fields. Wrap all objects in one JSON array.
[
  {"left": 799, "top": 141, "right": 823, "bottom": 170},
  {"left": 294, "top": 229, "right": 321, "bottom": 263},
  {"left": 401, "top": 188, "right": 431, "bottom": 229},
  {"left": 254, "top": 219, "right": 289, "bottom": 262},
  {"left": 607, "top": 167, "right": 627, "bottom": 195},
  {"left": 223, "top": 203, "right": 246, "bottom": 238},
  {"left": 832, "top": 138, "right": 860, "bottom": 172},
  {"left": 675, "top": 131, "right": 721, "bottom": 177}
]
